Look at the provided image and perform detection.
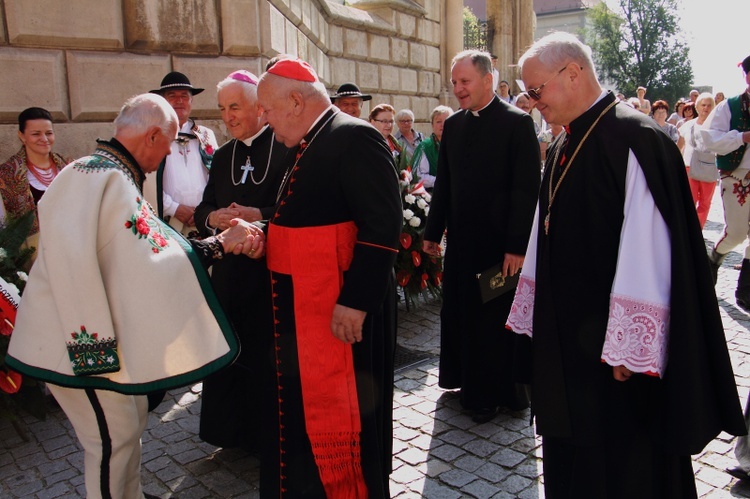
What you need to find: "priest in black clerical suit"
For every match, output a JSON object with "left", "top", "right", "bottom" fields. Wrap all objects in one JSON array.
[
  {"left": 194, "top": 70, "right": 293, "bottom": 451},
  {"left": 423, "top": 50, "right": 541, "bottom": 423}
]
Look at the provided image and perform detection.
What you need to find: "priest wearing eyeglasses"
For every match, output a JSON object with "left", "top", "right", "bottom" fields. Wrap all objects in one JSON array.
[{"left": 507, "top": 31, "right": 744, "bottom": 498}]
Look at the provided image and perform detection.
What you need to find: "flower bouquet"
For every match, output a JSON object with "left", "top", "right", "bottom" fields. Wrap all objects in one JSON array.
[
  {"left": 394, "top": 166, "right": 443, "bottom": 308},
  {"left": 0, "top": 211, "right": 46, "bottom": 440}
]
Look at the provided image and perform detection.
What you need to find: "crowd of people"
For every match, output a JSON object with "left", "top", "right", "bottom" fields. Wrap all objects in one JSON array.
[{"left": 1, "top": 33, "right": 749, "bottom": 499}]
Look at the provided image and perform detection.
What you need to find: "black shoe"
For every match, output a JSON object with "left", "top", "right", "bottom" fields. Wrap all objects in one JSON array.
[
  {"left": 737, "top": 259, "right": 750, "bottom": 311},
  {"left": 708, "top": 249, "right": 728, "bottom": 286},
  {"left": 471, "top": 406, "right": 500, "bottom": 424},
  {"left": 727, "top": 466, "right": 750, "bottom": 481}
]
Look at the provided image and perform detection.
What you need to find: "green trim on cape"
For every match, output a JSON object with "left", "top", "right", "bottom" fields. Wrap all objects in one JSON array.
[{"left": 5, "top": 224, "right": 239, "bottom": 395}]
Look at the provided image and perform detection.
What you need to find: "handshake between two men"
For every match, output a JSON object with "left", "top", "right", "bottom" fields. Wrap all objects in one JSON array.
[{"left": 214, "top": 218, "right": 266, "bottom": 259}]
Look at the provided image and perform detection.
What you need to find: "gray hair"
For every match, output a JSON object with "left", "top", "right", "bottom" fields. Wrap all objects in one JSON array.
[
  {"left": 114, "top": 93, "right": 177, "bottom": 137},
  {"left": 430, "top": 105, "right": 453, "bottom": 123},
  {"left": 451, "top": 50, "right": 492, "bottom": 77},
  {"left": 217, "top": 77, "right": 258, "bottom": 103},
  {"left": 518, "top": 31, "right": 595, "bottom": 77},
  {"left": 395, "top": 109, "right": 415, "bottom": 121}
]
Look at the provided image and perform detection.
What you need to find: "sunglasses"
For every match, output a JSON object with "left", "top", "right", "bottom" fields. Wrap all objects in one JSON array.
[{"left": 527, "top": 66, "right": 568, "bottom": 101}]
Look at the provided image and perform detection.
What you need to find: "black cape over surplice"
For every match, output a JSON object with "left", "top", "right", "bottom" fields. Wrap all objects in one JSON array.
[
  {"left": 194, "top": 127, "right": 293, "bottom": 450},
  {"left": 260, "top": 109, "right": 402, "bottom": 498},
  {"left": 531, "top": 92, "right": 745, "bottom": 459},
  {"left": 424, "top": 96, "right": 541, "bottom": 411}
]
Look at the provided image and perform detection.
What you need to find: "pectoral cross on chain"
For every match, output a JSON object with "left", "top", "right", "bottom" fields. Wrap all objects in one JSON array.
[{"left": 240, "top": 156, "right": 254, "bottom": 184}]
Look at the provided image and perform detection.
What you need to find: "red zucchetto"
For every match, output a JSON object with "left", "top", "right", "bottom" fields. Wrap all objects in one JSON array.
[{"left": 266, "top": 59, "right": 318, "bottom": 82}]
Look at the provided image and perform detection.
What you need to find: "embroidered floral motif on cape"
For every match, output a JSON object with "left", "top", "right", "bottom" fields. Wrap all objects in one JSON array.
[
  {"left": 66, "top": 325, "right": 120, "bottom": 376},
  {"left": 601, "top": 294, "right": 668, "bottom": 377},
  {"left": 194, "top": 124, "right": 215, "bottom": 168},
  {"left": 124, "top": 197, "right": 171, "bottom": 253}
]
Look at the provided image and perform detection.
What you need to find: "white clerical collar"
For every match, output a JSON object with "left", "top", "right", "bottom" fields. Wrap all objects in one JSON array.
[
  {"left": 469, "top": 96, "right": 495, "bottom": 117},
  {"left": 303, "top": 106, "right": 335, "bottom": 138},
  {"left": 241, "top": 125, "right": 269, "bottom": 147}
]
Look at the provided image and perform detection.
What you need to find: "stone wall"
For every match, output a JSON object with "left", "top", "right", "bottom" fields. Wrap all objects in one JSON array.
[{"left": 0, "top": 0, "right": 448, "bottom": 161}]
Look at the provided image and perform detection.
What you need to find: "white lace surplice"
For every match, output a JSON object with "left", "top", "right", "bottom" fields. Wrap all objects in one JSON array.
[{"left": 506, "top": 150, "right": 670, "bottom": 377}]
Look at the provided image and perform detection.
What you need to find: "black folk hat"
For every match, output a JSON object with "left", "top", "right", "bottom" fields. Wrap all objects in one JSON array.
[
  {"left": 741, "top": 55, "right": 750, "bottom": 74},
  {"left": 330, "top": 83, "right": 371, "bottom": 102},
  {"left": 150, "top": 71, "right": 204, "bottom": 95}
]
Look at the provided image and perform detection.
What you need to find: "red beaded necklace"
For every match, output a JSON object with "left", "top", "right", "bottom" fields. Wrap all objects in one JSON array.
[{"left": 26, "top": 158, "right": 59, "bottom": 188}]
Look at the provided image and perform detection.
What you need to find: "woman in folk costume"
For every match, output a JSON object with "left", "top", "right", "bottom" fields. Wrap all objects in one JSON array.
[
  {"left": 0, "top": 107, "right": 71, "bottom": 256},
  {"left": 6, "top": 94, "right": 265, "bottom": 499}
]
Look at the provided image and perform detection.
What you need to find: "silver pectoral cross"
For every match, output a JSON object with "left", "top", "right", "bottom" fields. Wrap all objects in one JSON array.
[{"left": 240, "top": 156, "right": 254, "bottom": 184}]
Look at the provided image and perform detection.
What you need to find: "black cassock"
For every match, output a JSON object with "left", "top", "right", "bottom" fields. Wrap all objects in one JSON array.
[
  {"left": 260, "top": 109, "right": 402, "bottom": 498},
  {"left": 194, "top": 127, "right": 293, "bottom": 451},
  {"left": 530, "top": 93, "right": 745, "bottom": 498},
  {"left": 424, "top": 96, "right": 541, "bottom": 412}
]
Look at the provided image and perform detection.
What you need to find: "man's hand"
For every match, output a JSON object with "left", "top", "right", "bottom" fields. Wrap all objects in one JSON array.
[
  {"left": 209, "top": 207, "right": 242, "bottom": 231},
  {"left": 422, "top": 240, "right": 441, "bottom": 256},
  {"left": 612, "top": 365, "right": 633, "bottom": 382},
  {"left": 331, "top": 304, "right": 366, "bottom": 344},
  {"left": 502, "top": 253, "right": 524, "bottom": 277},
  {"left": 216, "top": 219, "right": 265, "bottom": 258},
  {"left": 174, "top": 204, "right": 195, "bottom": 226},
  {"left": 229, "top": 202, "right": 263, "bottom": 223}
]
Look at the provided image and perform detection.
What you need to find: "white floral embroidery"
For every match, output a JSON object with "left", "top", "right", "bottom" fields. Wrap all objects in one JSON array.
[
  {"left": 408, "top": 216, "right": 421, "bottom": 227},
  {"left": 403, "top": 209, "right": 414, "bottom": 220},
  {"left": 404, "top": 194, "right": 416, "bottom": 204},
  {"left": 601, "top": 294, "right": 668, "bottom": 376}
]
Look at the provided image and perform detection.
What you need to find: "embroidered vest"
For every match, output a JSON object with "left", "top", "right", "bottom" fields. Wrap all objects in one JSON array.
[{"left": 716, "top": 95, "right": 750, "bottom": 171}]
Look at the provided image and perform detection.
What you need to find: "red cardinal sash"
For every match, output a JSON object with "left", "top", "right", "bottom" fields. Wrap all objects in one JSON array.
[{"left": 266, "top": 221, "right": 367, "bottom": 498}]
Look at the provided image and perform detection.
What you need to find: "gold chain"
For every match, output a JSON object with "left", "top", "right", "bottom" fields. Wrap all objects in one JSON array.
[{"left": 545, "top": 99, "right": 618, "bottom": 235}]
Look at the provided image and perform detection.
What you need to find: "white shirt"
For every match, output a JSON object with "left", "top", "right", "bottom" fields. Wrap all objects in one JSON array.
[
  {"left": 415, "top": 152, "right": 435, "bottom": 189},
  {"left": 701, "top": 95, "right": 750, "bottom": 170},
  {"left": 161, "top": 121, "right": 218, "bottom": 217}
]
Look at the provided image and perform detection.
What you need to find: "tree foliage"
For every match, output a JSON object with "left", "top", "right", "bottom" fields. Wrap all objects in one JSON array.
[
  {"left": 463, "top": 6, "right": 484, "bottom": 51},
  {"left": 585, "top": 0, "right": 693, "bottom": 106}
]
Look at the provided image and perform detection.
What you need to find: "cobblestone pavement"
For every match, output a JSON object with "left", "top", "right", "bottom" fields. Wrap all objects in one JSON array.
[{"left": 3, "top": 190, "right": 750, "bottom": 498}]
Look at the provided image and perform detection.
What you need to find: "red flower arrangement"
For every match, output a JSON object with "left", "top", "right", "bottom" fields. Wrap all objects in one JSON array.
[
  {"left": 0, "top": 211, "right": 46, "bottom": 440},
  {"left": 394, "top": 166, "right": 443, "bottom": 308}
]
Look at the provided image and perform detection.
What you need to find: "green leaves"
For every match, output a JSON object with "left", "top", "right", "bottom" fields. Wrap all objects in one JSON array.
[{"left": 585, "top": 0, "right": 693, "bottom": 105}]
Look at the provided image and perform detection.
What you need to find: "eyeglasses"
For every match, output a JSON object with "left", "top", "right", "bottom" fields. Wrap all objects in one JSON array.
[
  {"left": 398, "top": 119, "right": 413, "bottom": 123},
  {"left": 526, "top": 66, "right": 568, "bottom": 101},
  {"left": 373, "top": 119, "right": 394, "bottom": 124}
]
